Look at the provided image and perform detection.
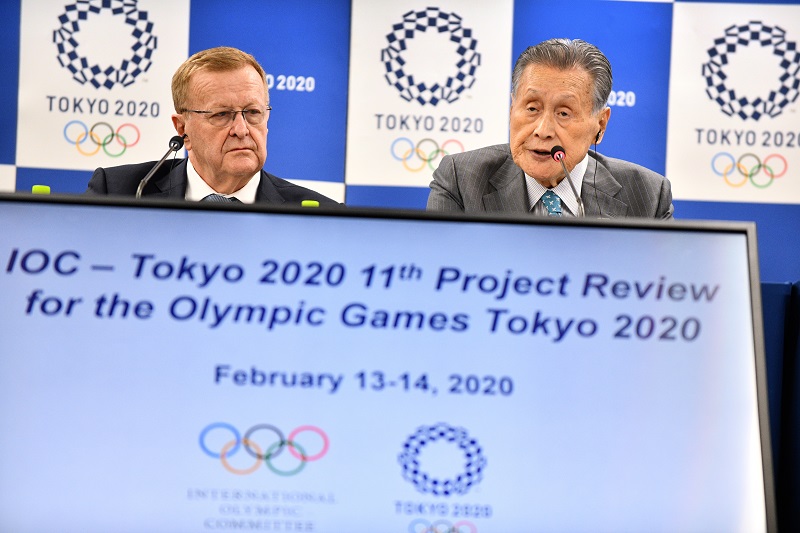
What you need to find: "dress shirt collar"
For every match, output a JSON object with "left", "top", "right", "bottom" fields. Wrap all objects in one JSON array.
[
  {"left": 184, "top": 158, "right": 260, "bottom": 203},
  {"left": 525, "top": 154, "right": 589, "bottom": 216}
]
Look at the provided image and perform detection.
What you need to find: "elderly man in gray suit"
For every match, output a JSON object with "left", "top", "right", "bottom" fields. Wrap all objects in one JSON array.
[{"left": 427, "top": 38, "right": 673, "bottom": 219}]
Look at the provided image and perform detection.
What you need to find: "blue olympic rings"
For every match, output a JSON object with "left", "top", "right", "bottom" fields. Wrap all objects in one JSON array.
[
  {"left": 199, "top": 422, "right": 329, "bottom": 476},
  {"left": 408, "top": 519, "right": 478, "bottom": 533},
  {"left": 63, "top": 120, "right": 141, "bottom": 157},
  {"left": 711, "top": 152, "right": 788, "bottom": 189},
  {"left": 391, "top": 137, "right": 465, "bottom": 172}
]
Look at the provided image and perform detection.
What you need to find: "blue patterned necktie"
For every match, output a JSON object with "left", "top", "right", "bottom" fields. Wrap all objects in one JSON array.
[
  {"left": 202, "top": 194, "right": 240, "bottom": 203},
  {"left": 541, "top": 190, "right": 562, "bottom": 217}
]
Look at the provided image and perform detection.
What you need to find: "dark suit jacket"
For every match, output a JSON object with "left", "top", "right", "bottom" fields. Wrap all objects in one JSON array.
[
  {"left": 427, "top": 144, "right": 674, "bottom": 219},
  {"left": 86, "top": 158, "right": 339, "bottom": 206}
]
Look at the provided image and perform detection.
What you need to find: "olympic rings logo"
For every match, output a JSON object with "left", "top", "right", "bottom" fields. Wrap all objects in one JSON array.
[
  {"left": 63, "top": 120, "right": 141, "bottom": 157},
  {"left": 711, "top": 152, "right": 788, "bottom": 188},
  {"left": 391, "top": 138, "right": 465, "bottom": 172},
  {"left": 199, "top": 423, "right": 329, "bottom": 476},
  {"left": 408, "top": 519, "right": 477, "bottom": 533}
]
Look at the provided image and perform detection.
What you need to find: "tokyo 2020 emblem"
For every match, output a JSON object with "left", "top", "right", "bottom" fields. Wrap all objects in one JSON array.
[
  {"left": 398, "top": 422, "right": 486, "bottom": 496},
  {"left": 702, "top": 21, "right": 800, "bottom": 120},
  {"left": 53, "top": 0, "right": 157, "bottom": 89},
  {"left": 381, "top": 7, "right": 480, "bottom": 106}
]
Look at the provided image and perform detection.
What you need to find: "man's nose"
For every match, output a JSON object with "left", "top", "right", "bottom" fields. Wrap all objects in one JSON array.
[
  {"left": 229, "top": 111, "right": 249, "bottom": 136},
  {"left": 532, "top": 113, "right": 555, "bottom": 139}
]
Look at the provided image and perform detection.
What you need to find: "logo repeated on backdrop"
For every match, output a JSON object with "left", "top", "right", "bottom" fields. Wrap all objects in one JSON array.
[
  {"left": 53, "top": 1, "right": 157, "bottom": 90},
  {"left": 702, "top": 21, "right": 799, "bottom": 121},
  {"left": 50, "top": 0, "right": 155, "bottom": 160},
  {"left": 381, "top": 7, "right": 480, "bottom": 106},
  {"left": 379, "top": 7, "right": 476, "bottom": 175},
  {"left": 666, "top": 4, "right": 800, "bottom": 203},
  {"left": 345, "top": 0, "right": 513, "bottom": 189},
  {"left": 15, "top": 0, "right": 189, "bottom": 174},
  {"left": 63, "top": 119, "right": 141, "bottom": 157},
  {"left": 711, "top": 151, "right": 788, "bottom": 189},
  {"left": 391, "top": 137, "right": 465, "bottom": 174}
]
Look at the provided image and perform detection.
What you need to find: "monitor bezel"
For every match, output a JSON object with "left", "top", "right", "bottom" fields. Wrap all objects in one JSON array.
[{"left": 0, "top": 192, "right": 776, "bottom": 530}]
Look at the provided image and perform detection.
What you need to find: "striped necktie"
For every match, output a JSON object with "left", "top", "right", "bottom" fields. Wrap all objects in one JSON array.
[{"left": 202, "top": 194, "right": 240, "bottom": 203}]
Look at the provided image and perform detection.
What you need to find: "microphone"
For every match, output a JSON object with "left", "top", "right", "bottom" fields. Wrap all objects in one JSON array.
[
  {"left": 550, "top": 145, "right": 584, "bottom": 217},
  {"left": 135, "top": 135, "right": 186, "bottom": 198}
]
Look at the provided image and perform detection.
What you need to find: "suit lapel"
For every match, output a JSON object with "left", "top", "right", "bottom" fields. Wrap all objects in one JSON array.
[
  {"left": 147, "top": 165, "right": 282, "bottom": 203},
  {"left": 255, "top": 171, "right": 286, "bottom": 204},
  {"left": 148, "top": 159, "right": 188, "bottom": 199},
  {"left": 483, "top": 155, "right": 528, "bottom": 213},
  {"left": 581, "top": 155, "right": 628, "bottom": 218}
]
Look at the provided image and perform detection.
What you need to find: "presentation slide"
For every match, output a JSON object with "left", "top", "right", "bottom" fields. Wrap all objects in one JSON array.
[{"left": 0, "top": 197, "right": 770, "bottom": 532}]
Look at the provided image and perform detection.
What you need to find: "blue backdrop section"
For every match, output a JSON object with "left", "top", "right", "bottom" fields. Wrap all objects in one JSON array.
[
  {"left": 0, "top": 0, "right": 20, "bottom": 165},
  {"left": 16, "top": 168, "right": 93, "bottom": 194},
  {"left": 674, "top": 200, "right": 800, "bottom": 282},
  {"left": 512, "top": 0, "right": 673, "bottom": 175},
  {"left": 187, "top": 0, "right": 350, "bottom": 185},
  {"left": 346, "top": 185, "right": 430, "bottom": 209}
]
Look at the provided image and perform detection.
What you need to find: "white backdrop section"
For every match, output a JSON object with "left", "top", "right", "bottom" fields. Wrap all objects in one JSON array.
[
  {"left": 345, "top": 0, "right": 513, "bottom": 188},
  {"left": 286, "top": 179, "right": 346, "bottom": 203},
  {"left": 0, "top": 166, "right": 15, "bottom": 193},
  {"left": 666, "top": 3, "right": 800, "bottom": 203},
  {"left": 16, "top": 0, "right": 190, "bottom": 170}
]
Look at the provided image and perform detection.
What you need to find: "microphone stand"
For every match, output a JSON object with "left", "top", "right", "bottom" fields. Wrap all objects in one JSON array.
[
  {"left": 550, "top": 146, "right": 585, "bottom": 217},
  {"left": 135, "top": 135, "right": 186, "bottom": 199}
]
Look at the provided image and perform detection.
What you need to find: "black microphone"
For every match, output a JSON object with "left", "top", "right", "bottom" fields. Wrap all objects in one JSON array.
[
  {"left": 135, "top": 135, "right": 186, "bottom": 198},
  {"left": 550, "top": 145, "right": 584, "bottom": 217}
]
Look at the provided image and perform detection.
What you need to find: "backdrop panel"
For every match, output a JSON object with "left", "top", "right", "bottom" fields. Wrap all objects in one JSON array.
[
  {"left": 1, "top": 0, "right": 799, "bottom": 280},
  {"left": 344, "top": 0, "right": 514, "bottom": 189},
  {"left": 666, "top": 2, "right": 800, "bottom": 204},
  {"left": 16, "top": 0, "right": 190, "bottom": 173}
]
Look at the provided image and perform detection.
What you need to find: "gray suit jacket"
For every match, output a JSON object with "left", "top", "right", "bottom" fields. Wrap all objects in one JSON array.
[
  {"left": 86, "top": 158, "right": 339, "bottom": 206},
  {"left": 427, "top": 144, "right": 673, "bottom": 219}
]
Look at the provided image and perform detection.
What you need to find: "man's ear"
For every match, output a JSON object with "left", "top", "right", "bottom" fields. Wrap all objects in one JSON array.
[
  {"left": 172, "top": 114, "right": 189, "bottom": 149},
  {"left": 595, "top": 107, "right": 611, "bottom": 143}
]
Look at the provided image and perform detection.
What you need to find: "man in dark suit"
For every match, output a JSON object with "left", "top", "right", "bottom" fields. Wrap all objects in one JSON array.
[
  {"left": 427, "top": 39, "right": 673, "bottom": 219},
  {"left": 86, "top": 46, "right": 338, "bottom": 206}
]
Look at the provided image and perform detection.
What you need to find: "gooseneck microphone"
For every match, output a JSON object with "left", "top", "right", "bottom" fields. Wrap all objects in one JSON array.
[
  {"left": 550, "top": 145, "right": 585, "bottom": 217},
  {"left": 135, "top": 135, "right": 186, "bottom": 199}
]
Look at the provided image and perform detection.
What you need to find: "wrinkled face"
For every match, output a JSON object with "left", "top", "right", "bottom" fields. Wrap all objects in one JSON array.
[
  {"left": 172, "top": 66, "right": 268, "bottom": 191},
  {"left": 509, "top": 64, "right": 609, "bottom": 186}
]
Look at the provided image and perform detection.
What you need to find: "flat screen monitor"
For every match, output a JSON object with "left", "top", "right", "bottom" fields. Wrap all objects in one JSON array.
[{"left": 0, "top": 194, "right": 775, "bottom": 532}]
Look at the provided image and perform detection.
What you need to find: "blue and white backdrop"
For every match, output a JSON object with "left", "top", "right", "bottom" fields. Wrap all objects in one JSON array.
[{"left": 0, "top": 0, "right": 799, "bottom": 281}]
